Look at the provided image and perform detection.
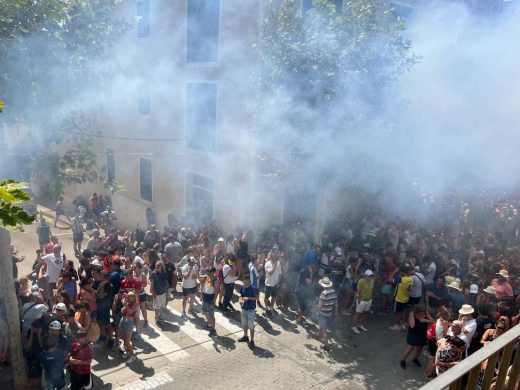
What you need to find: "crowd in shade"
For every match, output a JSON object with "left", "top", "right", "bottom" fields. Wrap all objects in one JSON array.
[{"left": 5, "top": 190, "right": 520, "bottom": 389}]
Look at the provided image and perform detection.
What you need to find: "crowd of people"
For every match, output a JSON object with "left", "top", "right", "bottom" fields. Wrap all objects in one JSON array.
[{"left": 5, "top": 190, "right": 520, "bottom": 389}]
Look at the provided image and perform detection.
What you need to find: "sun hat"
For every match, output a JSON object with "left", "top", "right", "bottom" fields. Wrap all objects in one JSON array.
[
  {"left": 497, "top": 269, "right": 510, "bottom": 278},
  {"left": 483, "top": 286, "right": 496, "bottom": 294},
  {"left": 448, "top": 281, "right": 462, "bottom": 291},
  {"left": 365, "top": 269, "right": 374, "bottom": 277},
  {"left": 319, "top": 277, "right": 333, "bottom": 288},
  {"left": 459, "top": 304, "right": 474, "bottom": 315}
]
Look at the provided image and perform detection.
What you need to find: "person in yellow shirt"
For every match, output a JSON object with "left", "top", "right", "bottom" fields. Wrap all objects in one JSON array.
[
  {"left": 351, "top": 269, "right": 374, "bottom": 334},
  {"left": 390, "top": 265, "right": 414, "bottom": 331}
]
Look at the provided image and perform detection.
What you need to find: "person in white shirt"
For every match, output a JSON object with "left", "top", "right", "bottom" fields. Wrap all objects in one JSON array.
[
  {"left": 42, "top": 245, "right": 63, "bottom": 292},
  {"left": 264, "top": 248, "right": 282, "bottom": 313},
  {"left": 457, "top": 304, "right": 477, "bottom": 351},
  {"left": 180, "top": 257, "right": 199, "bottom": 319},
  {"left": 220, "top": 256, "right": 236, "bottom": 312}
]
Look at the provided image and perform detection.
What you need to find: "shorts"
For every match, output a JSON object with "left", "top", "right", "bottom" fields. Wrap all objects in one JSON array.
[
  {"left": 356, "top": 299, "right": 372, "bottom": 313},
  {"left": 139, "top": 293, "right": 147, "bottom": 303},
  {"left": 408, "top": 296, "right": 421, "bottom": 306},
  {"left": 296, "top": 291, "right": 308, "bottom": 311},
  {"left": 120, "top": 318, "right": 134, "bottom": 332},
  {"left": 265, "top": 285, "right": 278, "bottom": 299},
  {"left": 202, "top": 301, "right": 215, "bottom": 316},
  {"left": 318, "top": 313, "right": 334, "bottom": 329},
  {"left": 381, "top": 284, "right": 393, "bottom": 295},
  {"left": 240, "top": 309, "right": 255, "bottom": 330},
  {"left": 394, "top": 301, "right": 408, "bottom": 313},
  {"left": 153, "top": 293, "right": 167, "bottom": 310},
  {"left": 73, "top": 233, "right": 84, "bottom": 243},
  {"left": 182, "top": 286, "right": 197, "bottom": 296},
  {"left": 70, "top": 370, "right": 91, "bottom": 389}
]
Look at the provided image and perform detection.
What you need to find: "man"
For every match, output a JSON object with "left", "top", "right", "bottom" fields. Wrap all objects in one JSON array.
[
  {"left": 67, "top": 329, "right": 93, "bottom": 390},
  {"left": 457, "top": 304, "right": 477, "bottom": 351},
  {"left": 317, "top": 276, "right": 338, "bottom": 351},
  {"left": 213, "top": 237, "right": 226, "bottom": 268},
  {"left": 221, "top": 256, "right": 236, "bottom": 312},
  {"left": 42, "top": 245, "right": 64, "bottom": 293},
  {"left": 447, "top": 280, "right": 466, "bottom": 314},
  {"left": 87, "top": 229, "right": 103, "bottom": 253},
  {"left": 491, "top": 269, "right": 514, "bottom": 302},
  {"left": 36, "top": 218, "right": 53, "bottom": 251},
  {"left": 164, "top": 235, "right": 183, "bottom": 265},
  {"left": 238, "top": 274, "right": 258, "bottom": 348},
  {"left": 163, "top": 254, "right": 177, "bottom": 298},
  {"left": 62, "top": 309, "right": 80, "bottom": 352},
  {"left": 264, "top": 247, "right": 282, "bottom": 314},
  {"left": 40, "top": 335, "right": 66, "bottom": 390},
  {"left": 54, "top": 196, "right": 69, "bottom": 228},
  {"left": 144, "top": 224, "right": 161, "bottom": 250},
  {"left": 318, "top": 245, "right": 333, "bottom": 277},
  {"left": 109, "top": 259, "right": 122, "bottom": 296},
  {"left": 409, "top": 266, "right": 426, "bottom": 307},
  {"left": 150, "top": 260, "right": 168, "bottom": 324},
  {"left": 21, "top": 292, "right": 49, "bottom": 337},
  {"left": 300, "top": 245, "right": 320, "bottom": 270},
  {"left": 423, "top": 256, "right": 437, "bottom": 285},
  {"left": 351, "top": 269, "right": 374, "bottom": 334},
  {"left": 181, "top": 256, "right": 198, "bottom": 319},
  {"left": 390, "top": 264, "right": 414, "bottom": 331},
  {"left": 71, "top": 212, "right": 84, "bottom": 253},
  {"left": 425, "top": 275, "right": 449, "bottom": 311}
]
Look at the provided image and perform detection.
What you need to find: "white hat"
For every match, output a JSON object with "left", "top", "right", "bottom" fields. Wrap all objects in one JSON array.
[
  {"left": 319, "top": 277, "right": 333, "bottom": 288},
  {"left": 91, "top": 259, "right": 102, "bottom": 267},
  {"left": 365, "top": 269, "right": 374, "bottom": 277},
  {"left": 55, "top": 303, "right": 67, "bottom": 311},
  {"left": 483, "top": 286, "right": 496, "bottom": 295},
  {"left": 448, "top": 281, "right": 462, "bottom": 291},
  {"left": 459, "top": 304, "right": 474, "bottom": 315},
  {"left": 49, "top": 320, "right": 62, "bottom": 330},
  {"left": 218, "top": 237, "right": 225, "bottom": 242},
  {"left": 497, "top": 269, "right": 510, "bottom": 278},
  {"left": 469, "top": 284, "right": 479, "bottom": 294}
]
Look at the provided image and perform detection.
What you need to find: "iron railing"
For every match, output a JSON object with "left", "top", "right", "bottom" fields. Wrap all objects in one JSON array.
[{"left": 420, "top": 324, "right": 520, "bottom": 390}]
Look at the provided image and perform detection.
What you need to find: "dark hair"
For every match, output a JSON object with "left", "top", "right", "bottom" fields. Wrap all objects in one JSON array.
[{"left": 447, "top": 336, "right": 466, "bottom": 349}]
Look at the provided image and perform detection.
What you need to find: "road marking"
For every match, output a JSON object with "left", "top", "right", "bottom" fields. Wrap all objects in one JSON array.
[
  {"left": 213, "top": 311, "right": 244, "bottom": 336},
  {"left": 143, "top": 324, "right": 189, "bottom": 362},
  {"left": 121, "top": 372, "right": 173, "bottom": 390},
  {"left": 168, "top": 308, "right": 214, "bottom": 350}
]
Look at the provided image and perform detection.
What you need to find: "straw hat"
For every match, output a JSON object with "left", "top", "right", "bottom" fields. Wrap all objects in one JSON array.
[
  {"left": 483, "top": 286, "right": 496, "bottom": 295},
  {"left": 497, "top": 269, "right": 510, "bottom": 278},
  {"left": 319, "top": 277, "right": 333, "bottom": 288},
  {"left": 447, "top": 281, "right": 461, "bottom": 291},
  {"left": 459, "top": 304, "right": 474, "bottom": 315}
]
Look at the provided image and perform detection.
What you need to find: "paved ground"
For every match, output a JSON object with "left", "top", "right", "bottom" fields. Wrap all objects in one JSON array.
[{"left": 6, "top": 206, "right": 428, "bottom": 390}]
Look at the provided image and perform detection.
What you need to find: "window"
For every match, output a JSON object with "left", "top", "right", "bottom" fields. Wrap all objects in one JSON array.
[
  {"left": 138, "top": 82, "right": 151, "bottom": 114},
  {"left": 186, "top": 82, "right": 217, "bottom": 152},
  {"left": 139, "top": 158, "right": 152, "bottom": 202},
  {"left": 106, "top": 148, "right": 115, "bottom": 183},
  {"left": 187, "top": 0, "right": 220, "bottom": 63},
  {"left": 302, "top": 0, "right": 343, "bottom": 14},
  {"left": 137, "top": 0, "right": 150, "bottom": 38},
  {"left": 186, "top": 173, "right": 214, "bottom": 225}
]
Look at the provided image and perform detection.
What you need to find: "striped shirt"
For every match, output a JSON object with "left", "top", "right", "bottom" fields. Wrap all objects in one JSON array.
[{"left": 319, "top": 288, "right": 338, "bottom": 317}]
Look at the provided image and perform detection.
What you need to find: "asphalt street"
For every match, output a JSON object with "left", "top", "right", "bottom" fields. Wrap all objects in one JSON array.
[{"left": 7, "top": 209, "right": 427, "bottom": 390}]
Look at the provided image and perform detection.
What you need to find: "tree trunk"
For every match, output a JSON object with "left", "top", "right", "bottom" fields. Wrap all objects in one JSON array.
[{"left": 0, "top": 228, "right": 27, "bottom": 389}]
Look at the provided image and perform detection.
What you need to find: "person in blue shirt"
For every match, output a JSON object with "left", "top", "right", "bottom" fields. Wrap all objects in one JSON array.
[
  {"left": 238, "top": 275, "right": 258, "bottom": 348},
  {"left": 300, "top": 245, "right": 321, "bottom": 270}
]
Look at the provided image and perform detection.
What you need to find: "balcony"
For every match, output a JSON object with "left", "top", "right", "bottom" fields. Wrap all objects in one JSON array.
[{"left": 420, "top": 324, "right": 520, "bottom": 390}]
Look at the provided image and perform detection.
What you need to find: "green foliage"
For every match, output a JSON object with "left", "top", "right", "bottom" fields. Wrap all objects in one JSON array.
[{"left": 0, "top": 180, "right": 35, "bottom": 231}]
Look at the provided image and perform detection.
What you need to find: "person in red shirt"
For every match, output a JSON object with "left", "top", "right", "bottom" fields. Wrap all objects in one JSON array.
[
  {"left": 68, "top": 329, "right": 93, "bottom": 390},
  {"left": 120, "top": 268, "right": 143, "bottom": 335},
  {"left": 491, "top": 269, "right": 514, "bottom": 302}
]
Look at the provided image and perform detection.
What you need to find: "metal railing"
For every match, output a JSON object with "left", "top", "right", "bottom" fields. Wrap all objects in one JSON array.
[{"left": 421, "top": 324, "right": 520, "bottom": 390}]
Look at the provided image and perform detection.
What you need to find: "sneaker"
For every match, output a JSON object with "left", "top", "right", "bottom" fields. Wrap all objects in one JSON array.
[
  {"left": 358, "top": 324, "right": 368, "bottom": 332},
  {"left": 389, "top": 325, "right": 401, "bottom": 331},
  {"left": 351, "top": 326, "right": 360, "bottom": 334},
  {"left": 401, "top": 324, "right": 407, "bottom": 331},
  {"left": 237, "top": 335, "right": 249, "bottom": 343},
  {"left": 181, "top": 312, "right": 187, "bottom": 320},
  {"left": 218, "top": 303, "right": 224, "bottom": 310},
  {"left": 400, "top": 360, "right": 406, "bottom": 369},
  {"left": 249, "top": 340, "right": 255, "bottom": 349},
  {"left": 209, "top": 329, "right": 217, "bottom": 337},
  {"left": 122, "top": 352, "right": 130, "bottom": 359},
  {"left": 412, "top": 358, "right": 421, "bottom": 367},
  {"left": 189, "top": 308, "right": 198, "bottom": 316},
  {"left": 127, "top": 356, "right": 137, "bottom": 364}
]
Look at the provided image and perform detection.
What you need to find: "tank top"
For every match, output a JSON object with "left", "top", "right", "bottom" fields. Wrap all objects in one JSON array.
[{"left": 202, "top": 277, "right": 216, "bottom": 295}]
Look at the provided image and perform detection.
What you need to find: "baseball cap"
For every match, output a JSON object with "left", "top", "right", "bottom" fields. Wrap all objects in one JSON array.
[
  {"left": 365, "top": 269, "right": 374, "bottom": 277},
  {"left": 55, "top": 303, "right": 67, "bottom": 311},
  {"left": 49, "top": 320, "right": 62, "bottom": 330},
  {"left": 218, "top": 237, "right": 225, "bottom": 242}
]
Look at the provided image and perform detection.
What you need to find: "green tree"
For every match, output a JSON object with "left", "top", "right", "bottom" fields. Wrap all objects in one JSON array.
[
  {"left": 0, "top": 0, "right": 128, "bottom": 199},
  {"left": 256, "top": 0, "right": 416, "bottom": 180}
]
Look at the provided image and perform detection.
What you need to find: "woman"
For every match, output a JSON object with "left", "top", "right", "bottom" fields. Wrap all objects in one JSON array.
[
  {"left": 56, "top": 271, "right": 77, "bottom": 303},
  {"left": 120, "top": 292, "right": 139, "bottom": 364},
  {"left": 435, "top": 336, "right": 466, "bottom": 376},
  {"left": 276, "top": 252, "right": 290, "bottom": 309},
  {"left": 425, "top": 306, "right": 451, "bottom": 379},
  {"left": 63, "top": 259, "right": 80, "bottom": 280},
  {"left": 56, "top": 290, "right": 74, "bottom": 310},
  {"left": 401, "top": 304, "right": 433, "bottom": 369},
  {"left": 74, "top": 301, "right": 92, "bottom": 330},
  {"left": 198, "top": 267, "right": 219, "bottom": 336},
  {"left": 78, "top": 279, "right": 97, "bottom": 319},
  {"left": 481, "top": 320, "right": 506, "bottom": 346},
  {"left": 133, "top": 262, "right": 149, "bottom": 328},
  {"left": 235, "top": 231, "right": 252, "bottom": 278},
  {"left": 296, "top": 264, "right": 317, "bottom": 323}
]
